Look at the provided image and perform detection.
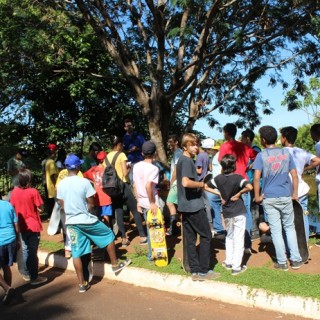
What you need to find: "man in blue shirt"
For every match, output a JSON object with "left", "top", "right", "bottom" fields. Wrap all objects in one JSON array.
[{"left": 253, "top": 126, "right": 303, "bottom": 271}]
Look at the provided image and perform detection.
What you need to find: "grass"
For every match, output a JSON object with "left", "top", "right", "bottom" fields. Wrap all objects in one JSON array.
[{"left": 39, "top": 239, "right": 64, "bottom": 252}]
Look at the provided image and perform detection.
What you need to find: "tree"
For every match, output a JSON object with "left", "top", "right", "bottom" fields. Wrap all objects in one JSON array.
[{"left": 67, "top": 0, "right": 319, "bottom": 162}]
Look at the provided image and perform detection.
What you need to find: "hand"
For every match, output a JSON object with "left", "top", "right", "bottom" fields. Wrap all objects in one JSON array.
[
  {"left": 137, "top": 204, "right": 142, "bottom": 213},
  {"left": 150, "top": 202, "right": 158, "bottom": 216},
  {"left": 130, "top": 146, "right": 138, "bottom": 152},
  {"left": 255, "top": 194, "right": 264, "bottom": 205},
  {"left": 221, "top": 198, "right": 226, "bottom": 205},
  {"left": 230, "top": 193, "right": 241, "bottom": 202},
  {"left": 292, "top": 194, "right": 299, "bottom": 201}
]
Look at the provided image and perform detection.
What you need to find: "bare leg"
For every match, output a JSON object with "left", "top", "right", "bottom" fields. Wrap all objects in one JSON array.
[
  {"left": 105, "top": 242, "right": 118, "bottom": 266},
  {"left": 0, "top": 273, "right": 10, "bottom": 293},
  {"left": 72, "top": 257, "right": 85, "bottom": 284},
  {"left": 102, "top": 216, "right": 110, "bottom": 228},
  {"left": 2, "top": 265, "right": 12, "bottom": 286}
]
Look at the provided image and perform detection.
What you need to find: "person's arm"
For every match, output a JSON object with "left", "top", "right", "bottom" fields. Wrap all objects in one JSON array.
[
  {"left": 86, "top": 196, "right": 95, "bottom": 214},
  {"left": 230, "top": 181, "right": 253, "bottom": 201},
  {"left": 304, "top": 156, "right": 320, "bottom": 172},
  {"left": 146, "top": 180, "right": 158, "bottom": 215},
  {"left": 121, "top": 159, "right": 129, "bottom": 177},
  {"left": 170, "top": 165, "right": 177, "bottom": 184},
  {"left": 182, "top": 177, "right": 204, "bottom": 189},
  {"left": 58, "top": 198, "right": 64, "bottom": 211},
  {"left": 37, "top": 204, "right": 44, "bottom": 214},
  {"left": 208, "top": 160, "right": 213, "bottom": 173},
  {"left": 290, "top": 168, "right": 299, "bottom": 200},
  {"left": 253, "top": 169, "right": 263, "bottom": 204}
]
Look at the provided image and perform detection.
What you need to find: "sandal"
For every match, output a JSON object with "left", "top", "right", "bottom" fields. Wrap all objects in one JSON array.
[{"left": 121, "top": 239, "right": 130, "bottom": 247}]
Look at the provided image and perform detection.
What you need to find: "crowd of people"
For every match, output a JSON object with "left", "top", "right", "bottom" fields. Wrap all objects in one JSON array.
[{"left": 1, "top": 119, "right": 320, "bottom": 301}]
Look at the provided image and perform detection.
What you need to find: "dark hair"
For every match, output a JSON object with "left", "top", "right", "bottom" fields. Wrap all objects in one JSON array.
[
  {"left": 241, "top": 129, "right": 255, "bottom": 142},
  {"left": 310, "top": 124, "right": 320, "bottom": 138},
  {"left": 124, "top": 118, "right": 132, "bottom": 125},
  {"left": 111, "top": 135, "right": 123, "bottom": 147},
  {"left": 280, "top": 126, "right": 297, "bottom": 144},
  {"left": 18, "top": 168, "right": 32, "bottom": 188},
  {"left": 89, "top": 142, "right": 102, "bottom": 152},
  {"left": 223, "top": 123, "right": 237, "bottom": 138},
  {"left": 168, "top": 134, "right": 180, "bottom": 144},
  {"left": 220, "top": 154, "right": 237, "bottom": 174},
  {"left": 56, "top": 149, "right": 67, "bottom": 163},
  {"left": 259, "top": 126, "right": 277, "bottom": 145}
]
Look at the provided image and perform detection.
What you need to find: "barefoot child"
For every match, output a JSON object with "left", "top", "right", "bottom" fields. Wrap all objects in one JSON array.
[{"left": 205, "top": 154, "right": 253, "bottom": 275}]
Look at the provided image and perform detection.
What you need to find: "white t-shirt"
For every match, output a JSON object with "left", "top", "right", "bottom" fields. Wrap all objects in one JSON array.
[
  {"left": 133, "top": 161, "right": 159, "bottom": 209},
  {"left": 285, "top": 146, "right": 315, "bottom": 197},
  {"left": 57, "top": 175, "right": 98, "bottom": 225},
  {"left": 170, "top": 148, "right": 182, "bottom": 178},
  {"left": 211, "top": 152, "right": 222, "bottom": 178}
]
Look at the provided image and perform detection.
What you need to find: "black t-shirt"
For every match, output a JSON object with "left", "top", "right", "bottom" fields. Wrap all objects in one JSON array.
[
  {"left": 207, "top": 173, "right": 248, "bottom": 218},
  {"left": 177, "top": 155, "right": 204, "bottom": 213}
]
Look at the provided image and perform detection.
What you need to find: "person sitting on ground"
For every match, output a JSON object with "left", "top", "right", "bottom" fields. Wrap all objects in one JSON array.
[
  {"left": 57, "top": 154, "right": 131, "bottom": 293},
  {"left": 84, "top": 151, "right": 113, "bottom": 228},
  {"left": 205, "top": 154, "right": 253, "bottom": 275},
  {"left": 0, "top": 199, "right": 20, "bottom": 304},
  {"left": 253, "top": 125, "right": 303, "bottom": 271},
  {"left": 106, "top": 136, "right": 147, "bottom": 247},
  {"left": 176, "top": 133, "right": 220, "bottom": 281},
  {"left": 10, "top": 169, "right": 48, "bottom": 285},
  {"left": 133, "top": 141, "right": 160, "bottom": 261}
]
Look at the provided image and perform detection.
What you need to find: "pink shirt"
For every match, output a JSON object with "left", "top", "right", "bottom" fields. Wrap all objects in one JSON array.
[
  {"left": 133, "top": 161, "right": 159, "bottom": 209},
  {"left": 218, "top": 140, "right": 257, "bottom": 180},
  {"left": 10, "top": 187, "right": 43, "bottom": 233}
]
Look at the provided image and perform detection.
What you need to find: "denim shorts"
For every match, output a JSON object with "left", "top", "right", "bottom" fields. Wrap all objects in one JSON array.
[
  {"left": 67, "top": 221, "right": 115, "bottom": 258},
  {"left": 0, "top": 239, "right": 17, "bottom": 267}
]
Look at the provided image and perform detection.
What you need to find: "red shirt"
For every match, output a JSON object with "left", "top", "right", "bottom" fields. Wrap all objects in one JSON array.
[
  {"left": 218, "top": 140, "right": 258, "bottom": 180},
  {"left": 83, "top": 166, "right": 112, "bottom": 206},
  {"left": 10, "top": 187, "right": 43, "bottom": 233}
]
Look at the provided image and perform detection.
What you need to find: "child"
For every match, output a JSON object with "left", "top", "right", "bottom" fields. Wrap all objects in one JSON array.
[
  {"left": 10, "top": 169, "right": 48, "bottom": 285},
  {"left": 0, "top": 199, "right": 19, "bottom": 304},
  {"left": 253, "top": 126, "right": 303, "bottom": 271},
  {"left": 133, "top": 141, "right": 160, "bottom": 261},
  {"left": 205, "top": 154, "right": 253, "bottom": 275},
  {"left": 176, "top": 133, "right": 220, "bottom": 281}
]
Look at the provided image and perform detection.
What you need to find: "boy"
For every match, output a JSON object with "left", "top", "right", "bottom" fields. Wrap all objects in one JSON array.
[
  {"left": 253, "top": 126, "right": 303, "bottom": 271},
  {"left": 57, "top": 154, "right": 130, "bottom": 293},
  {"left": 133, "top": 141, "right": 160, "bottom": 261},
  {"left": 205, "top": 154, "right": 253, "bottom": 275},
  {"left": 176, "top": 133, "right": 220, "bottom": 281},
  {"left": 0, "top": 200, "right": 19, "bottom": 304}
]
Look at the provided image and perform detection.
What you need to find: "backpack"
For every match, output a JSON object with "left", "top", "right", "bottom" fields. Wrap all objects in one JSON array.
[{"left": 102, "top": 152, "right": 124, "bottom": 197}]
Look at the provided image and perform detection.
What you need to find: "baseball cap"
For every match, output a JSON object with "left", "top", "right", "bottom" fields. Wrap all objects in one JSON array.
[
  {"left": 48, "top": 143, "right": 58, "bottom": 151},
  {"left": 96, "top": 151, "right": 107, "bottom": 161},
  {"left": 64, "top": 154, "right": 84, "bottom": 170},
  {"left": 18, "top": 148, "right": 28, "bottom": 156},
  {"left": 212, "top": 145, "right": 220, "bottom": 150},
  {"left": 142, "top": 141, "right": 156, "bottom": 155},
  {"left": 202, "top": 138, "right": 215, "bottom": 149}
]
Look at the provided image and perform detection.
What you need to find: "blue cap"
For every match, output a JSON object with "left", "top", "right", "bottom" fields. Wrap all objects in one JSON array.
[{"left": 64, "top": 154, "right": 84, "bottom": 170}]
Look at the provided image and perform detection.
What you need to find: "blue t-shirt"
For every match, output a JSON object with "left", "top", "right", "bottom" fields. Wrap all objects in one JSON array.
[
  {"left": 195, "top": 151, "right": 210, "bottom": 181},
  {"left": 0, "top": 200, "right": 17, "bottom": 246},
  {"left": 123, "top": 132, "right": 145, "bottom": 164},
  {"left": 57, "top": 175, "right": 98, "bottom": 225},
  {"left": 253, "top": 148, "right": 296, "bottom": 198}
]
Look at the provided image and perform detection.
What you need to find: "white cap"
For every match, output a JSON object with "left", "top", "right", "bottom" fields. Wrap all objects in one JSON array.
[{"left": 202, "top": 138, "right": 215, "bottom": 149}]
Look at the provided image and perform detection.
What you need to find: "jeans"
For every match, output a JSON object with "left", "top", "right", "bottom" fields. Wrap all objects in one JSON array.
[
  {"left": 209, "top": 193, "right": 224, "bottom": 232},
  {"left": 263, "top": 197, "right": 301, "bottom": 264},
  {"left": 224, "top": 214, "right": 246, "bottom": 271},
  {"left": 203, "top": 192, "right": 213, "bottom": 226},
  {"left": 142, "top": 208, "right": 152, "bottom": 261},
  {"left": 182, "top": 208, "right": 212, "bottom": 274},
  {"left": 242, "top": 193, "right": 252, "bottom": 249},
  {"left": 20, "top": 232, "right": 40, "bottom": 280},
  {"left": 299, "top": 194, "right": 309, "bottom": 241},
  {"left": 112, "top": 183, "right": 146, "bottom": 238}
]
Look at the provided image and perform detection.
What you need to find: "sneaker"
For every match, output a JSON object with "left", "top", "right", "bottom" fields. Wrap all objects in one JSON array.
[
  {"left": 30, "top": 276, "right": 48, "bottom": 286},
  {"left": 191, "top": 273, "right": 200, "bottom": 281},
  {"left": 211, "top": 229, "right": 215, "bottom": 238},
  {"left": 79, "top": 281, "right": 90, "bottom": 293},
  {"left": 22, "top": 274, "right": 30, "bottom": 282},
  {"left": 232, "top": 266, "right": 247, "bottom": 276},
  {"left": 2, "top": 287, "right": 15, "bottom": 305},
  {"left": 274, "top": 262, "right": 289, "bottom": 271},
  {"left": 198, "top": 270, "right": 221, "bottom": 281},
  {"left": 244, "top": 248, "right": 252, "bottom": 255},
  {"left": 165, "top": 228, "right": 172, "bottom": 236},
  {"left": 139, "top": 238, "right": 148, "bottom": 245},
  {"left": 112, "top": 259, "right": 131, "bottom": 273},
  {"left": 291, "top": 260, "right": 304, "bottom": 270},
  {"left": 222, "top": 261, "right": 232, "bottom": 270},
  {"left": 315, "top": 241, "right": 320, "bottom": 248}
]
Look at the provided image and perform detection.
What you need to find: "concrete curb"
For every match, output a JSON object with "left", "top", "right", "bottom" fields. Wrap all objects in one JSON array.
[{"left": 38, "top": 251, "right": 320, "bottom": 319}]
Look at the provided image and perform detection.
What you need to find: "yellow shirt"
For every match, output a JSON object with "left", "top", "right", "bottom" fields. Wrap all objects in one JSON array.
[
  {"left": 45, "top": 159, "right": 59, "bottom": 198},
  {"left": 106, "top": 151, "right": 129, "bottom": 183},
  {"left": 56, "top": 169, "right": 83, "bottom": 186}
]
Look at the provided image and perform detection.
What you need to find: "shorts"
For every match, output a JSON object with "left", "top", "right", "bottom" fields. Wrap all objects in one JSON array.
[
  {"left": 100, "top": 204, "right": 113, "bottom": 217},
  {"left": 0, "top": 239, "right": 17, "bottom": 267},
  {"left": 67, "top": 221, "right": 115, "bottom": 258},
  {"left": 166, "top": 181, "right": 178, "bottom": 205}
]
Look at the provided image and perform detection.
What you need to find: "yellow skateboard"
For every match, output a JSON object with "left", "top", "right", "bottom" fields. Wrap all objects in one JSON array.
[{"left": 147, "top": 208, "right": 168, "bottom": 267}]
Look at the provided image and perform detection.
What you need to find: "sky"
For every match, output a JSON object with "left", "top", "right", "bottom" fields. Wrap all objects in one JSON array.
[{"left": 194, "top": 72, "right": 311, "bottom": 141}]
